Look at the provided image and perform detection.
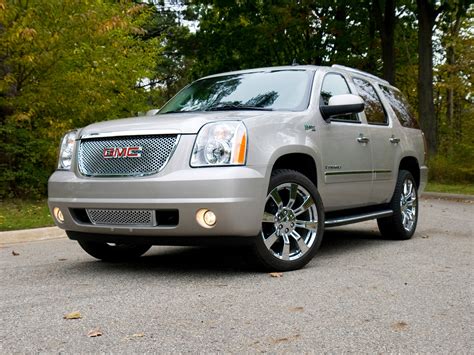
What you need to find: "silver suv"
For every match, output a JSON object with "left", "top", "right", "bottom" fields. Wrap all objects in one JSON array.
[{"left": 48, "top": 65, "right": 428, "bottom": 270}]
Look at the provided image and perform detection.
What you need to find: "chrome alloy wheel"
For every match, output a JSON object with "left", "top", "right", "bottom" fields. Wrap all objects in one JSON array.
[
  {"left": 400, "top": 178, "right": 417, "bottom": 232},
  {"left": 261, "top": 183, "right": 319, "bottom": 261}
]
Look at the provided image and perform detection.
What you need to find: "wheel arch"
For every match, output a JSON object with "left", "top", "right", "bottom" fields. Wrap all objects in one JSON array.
[
  {"left": 268, "top": 149, "right": 320, "bottom": 188},
  {"left": 399, "top": 156, "right": 420, "bottom": 188}
]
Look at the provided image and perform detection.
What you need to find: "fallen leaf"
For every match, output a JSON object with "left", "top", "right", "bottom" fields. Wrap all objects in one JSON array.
[
  {"left": 269, "top": 272, "right": 283, "bottom": 278},
  {"left": 58, "top": 258, "right": 67, "bottom": 261},
  {"left": 87, "top": 328, "right": 103, "bottom": 337},
  {"left": 391, "top": 321, "right": 408, "bottom": 331},
  {"left": 132, "top": 333, "right": 144, "bottom": 337},
  {"left": 271, "top": 334, "right": 300, "bottom": 344},
  {"left": 12, "top": 251, "right": 20, "bottom": 256},
  {"left": 421, "top": 235, "right": 429, "bottom": 239},
  {"left": 64, "top": 311, "right": 82, "bottom": 319},
  {"left": 289, "top": 306, "right": 304, "bottom": 312}
]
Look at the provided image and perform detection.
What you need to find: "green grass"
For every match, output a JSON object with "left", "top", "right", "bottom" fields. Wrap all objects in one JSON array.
[
  {"left": 425, "top": 182, "right": 474, "bottom": 195},
  {"left": 0, "top": 200, "right": 54, "bottom": 231}
]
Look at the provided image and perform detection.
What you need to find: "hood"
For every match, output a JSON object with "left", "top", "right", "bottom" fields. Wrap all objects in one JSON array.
[{"left": 78, "top": 111, "right": 280, "bottom": 138}]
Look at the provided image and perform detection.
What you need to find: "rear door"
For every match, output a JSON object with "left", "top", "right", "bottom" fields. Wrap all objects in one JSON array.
[
  {"left": 318, "top": 72, "right": 372, "bottom": 210},
  {"left": 352, "top": 77, "right": 400, "bottom": 204}
]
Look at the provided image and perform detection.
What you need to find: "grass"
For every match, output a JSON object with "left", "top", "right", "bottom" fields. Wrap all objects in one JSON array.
[
  {"left": 0, "top": 200, "right": 54, "bottom": 231},
  {"left": 425, "top": 182, "right": 474, "bottom": 195},
  {"left": 0, "top": 181, "right": 472, "bottom": 231}
]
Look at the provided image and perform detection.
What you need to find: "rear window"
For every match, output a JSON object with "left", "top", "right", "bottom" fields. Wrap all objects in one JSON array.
[
  {"left": 353, "top": 78, "right": 387, "bottom": 125},
  {"left": 380, "top": 86, "right": 419, "bottom": 129}
]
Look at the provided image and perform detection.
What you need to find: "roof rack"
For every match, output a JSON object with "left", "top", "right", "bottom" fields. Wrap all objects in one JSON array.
[{"left": 331, "top": 64, "right": 390, "bottom": 85}]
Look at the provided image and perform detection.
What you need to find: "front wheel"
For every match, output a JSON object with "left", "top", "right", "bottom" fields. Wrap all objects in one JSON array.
[
  {"left": 77, "top": 240, "right": 151, "bottom": 262},
  {"left": 377, "top": 170, "right": 418, "bottom": 240},
  {"left": 254, "top": 169, "right": 324, "bottom": 271}
]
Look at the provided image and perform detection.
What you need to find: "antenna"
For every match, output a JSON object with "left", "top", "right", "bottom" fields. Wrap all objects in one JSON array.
[{"left": 292, "top": 59, "right": 299, "bottom": 66}]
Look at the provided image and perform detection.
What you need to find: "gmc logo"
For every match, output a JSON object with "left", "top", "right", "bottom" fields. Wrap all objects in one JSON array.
[{"left": 103, "top": 146, "right": 143, "bottom": 159}]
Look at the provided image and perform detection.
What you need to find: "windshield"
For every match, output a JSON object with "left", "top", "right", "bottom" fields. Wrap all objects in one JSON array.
[{"left": 159, "top": 70, "right": 314, "bottom": 114}]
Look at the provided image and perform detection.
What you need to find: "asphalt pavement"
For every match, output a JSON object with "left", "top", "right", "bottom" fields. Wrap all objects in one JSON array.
[{"left": 0, "top": 197, "right": 472, "bottom": 353}]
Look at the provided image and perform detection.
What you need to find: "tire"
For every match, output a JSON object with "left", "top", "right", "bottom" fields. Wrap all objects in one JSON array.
[
  {"left": 377, "top": 170, "right": 418, "bottom": 240},
  {"left": 77, "top": 240, "right": 151, "bottom": 262},
  {"left": 253, "top": 169, "right": 325, "bottom": 271}
]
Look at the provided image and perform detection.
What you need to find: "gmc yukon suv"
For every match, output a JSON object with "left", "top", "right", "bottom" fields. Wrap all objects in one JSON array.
[{"left": 48, "top": 64, "right": 428, "bottom": 271}]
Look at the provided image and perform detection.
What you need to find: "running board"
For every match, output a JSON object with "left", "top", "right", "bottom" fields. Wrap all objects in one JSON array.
[{"left": 324, "top": 210, "right": 393, "bottom": 228}]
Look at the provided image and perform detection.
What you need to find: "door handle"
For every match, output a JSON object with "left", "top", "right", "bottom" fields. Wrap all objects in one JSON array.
[
  {"left": 390, "top": 136, "right": 400, "bottom": 144},
  {"left": 357, "top": 134, "right": 370, "bottom": 143}
]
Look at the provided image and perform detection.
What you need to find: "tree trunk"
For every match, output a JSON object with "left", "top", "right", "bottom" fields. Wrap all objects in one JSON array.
[
  {"left": 416, "top": 0, "right": 437, "bottom": 156},
  {"left": 373, "top": 0, "right": 396, "bottom": 84}
]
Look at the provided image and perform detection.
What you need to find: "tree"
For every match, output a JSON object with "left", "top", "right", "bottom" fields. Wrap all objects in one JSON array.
[{"left": 0, "top": 0, "right": 161, "bottom": 197}]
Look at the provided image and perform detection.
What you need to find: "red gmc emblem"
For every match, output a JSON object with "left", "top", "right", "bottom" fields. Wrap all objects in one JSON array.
[{"left": 103, "top": 146, "right": 143, "bottom": 159}]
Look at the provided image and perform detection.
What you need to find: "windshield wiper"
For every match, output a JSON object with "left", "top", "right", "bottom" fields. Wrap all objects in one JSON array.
[{"left": 206, "top": 103, "right": 273, "bottom": 112}]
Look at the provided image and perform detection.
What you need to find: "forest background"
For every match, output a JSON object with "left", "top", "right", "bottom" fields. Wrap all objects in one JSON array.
[{"left": 1, "top": 0, "right": 473, "bottom": 199}]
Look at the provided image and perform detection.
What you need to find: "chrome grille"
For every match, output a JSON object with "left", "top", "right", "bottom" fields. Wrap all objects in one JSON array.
[
  {"left": 86, "top": 209, "right": 156, "bottom": 226},
  {"left": 78, "top": 135, "right": 178, "bottom": 176}
]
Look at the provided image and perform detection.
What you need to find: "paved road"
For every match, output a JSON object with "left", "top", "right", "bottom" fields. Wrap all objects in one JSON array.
[{"left": 1, "top": 198, "right": 472, "bottom": 353}]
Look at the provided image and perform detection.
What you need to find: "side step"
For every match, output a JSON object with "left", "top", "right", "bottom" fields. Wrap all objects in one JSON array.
[{"left": 324, "top": 210, "right": 393, "bottom": 228}]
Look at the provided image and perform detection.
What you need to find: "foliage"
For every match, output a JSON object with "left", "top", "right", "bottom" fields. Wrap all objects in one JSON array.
[
  {"left": 1, "top": 0, "right": 472, "bottom": 199},
  {"left": 0, "top": 0, "right": 161, "bottom": 198}
]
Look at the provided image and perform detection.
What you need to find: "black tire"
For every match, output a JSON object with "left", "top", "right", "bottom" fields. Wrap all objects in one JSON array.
[
  {"left": 377, "top": 170, "right": 418, "bottom": 240},
  {"left": 253, "top": 169, "right": 325, "bottom": 271},
  {"left": 77, "top": 240, "right": 151, "bottom": 262}
]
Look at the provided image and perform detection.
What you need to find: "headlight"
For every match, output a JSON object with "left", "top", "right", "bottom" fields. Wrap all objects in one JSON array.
[
  {"left": 191, "top": 121, "right": 247, "bottom": 167},
  {"left": 57, "top": 130, "right": 77, "bottom": 170}
]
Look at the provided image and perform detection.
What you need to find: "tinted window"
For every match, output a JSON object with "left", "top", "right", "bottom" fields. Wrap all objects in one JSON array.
[
  {"left": 380, "top": 86, "right": 419, "bottom": 128},
  {"left": 353, "top": 78, "right": 387, "bottom": 125},
  {"left": 159, "top": 70, "right": 313, "bottom": 113},
  {"left": 320, "top": 73, "right": 358, "bottom": 122}
]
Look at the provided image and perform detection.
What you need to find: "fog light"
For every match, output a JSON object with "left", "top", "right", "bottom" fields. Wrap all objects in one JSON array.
[
  {"left": 196, "top": 209, "right": 217, "bottom": 228},
  {"left": 53, "top": 207, "right": 64, "bottom": 223}
]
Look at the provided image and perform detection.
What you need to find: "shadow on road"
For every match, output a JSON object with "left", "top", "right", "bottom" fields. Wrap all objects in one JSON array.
[{"left": 65, "top": 227, "right": 396, "bottom": 275}]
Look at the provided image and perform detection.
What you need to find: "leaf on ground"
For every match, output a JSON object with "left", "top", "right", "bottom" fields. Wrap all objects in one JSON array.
[
  {"left": 87, "top": 328, "right": 103, "bottom": 337},
  {"left": 289, "top": 306, "right": 304, "bottom": 312},
  {"left": 391, "top": 321, "right": 408, "bottom": 331},
  {"left": 132, "top": 333, "right": 144, "bottom": 337},
  {"left": 269, "top": 272, "right": 283, "bottom": 278},
  {"left": 271, "top": 334, "right": 300, "bottom": 344},
  {"left": 64, "top": 311, "right": 82, "bottom": 319},
  {"left": 58, "top": 258, "right": 67, "bottom": 261},
  {"left": 421, "top": 235, "right": 429, "bottom": 239},
  {"left": 12, "top": 250, "right": 20, "bottom": 256}
]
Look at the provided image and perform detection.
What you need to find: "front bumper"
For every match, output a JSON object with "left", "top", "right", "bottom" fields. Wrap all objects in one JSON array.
[{"left": 48, "top": 134, "right": 268, "bottom": 239}]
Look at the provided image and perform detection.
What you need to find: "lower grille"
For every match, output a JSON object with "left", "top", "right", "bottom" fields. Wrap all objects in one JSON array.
[{"left": 86, "top": 209, "right": 155, "bottom": 226}]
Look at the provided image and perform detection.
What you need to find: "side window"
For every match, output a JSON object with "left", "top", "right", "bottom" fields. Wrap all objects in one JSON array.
[
  {"left": 320, "top": 73, "right": 358, "bottom": 122},
  {"left": 353, "top": 78, "right": 387, "bottom": 125},
  {"left": 380, "top": 86, "right": 419, "bottom": 129}
]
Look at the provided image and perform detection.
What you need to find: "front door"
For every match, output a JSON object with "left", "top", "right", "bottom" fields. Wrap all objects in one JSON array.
[{"left": 317, "top": 72, "right": 373, "bottom": 210}]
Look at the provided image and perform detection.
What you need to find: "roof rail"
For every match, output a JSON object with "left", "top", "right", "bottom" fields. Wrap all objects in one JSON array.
[{"left": 331, "top": 64, "right": 390, "bottom": 85}]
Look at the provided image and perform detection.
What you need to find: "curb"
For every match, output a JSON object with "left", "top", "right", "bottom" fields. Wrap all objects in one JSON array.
[
  {"left": 0, "top": 226, "right": 66, "bottom": 245},
  {"left": 421, "top": 192, "right": 474, "bottom": 202}
]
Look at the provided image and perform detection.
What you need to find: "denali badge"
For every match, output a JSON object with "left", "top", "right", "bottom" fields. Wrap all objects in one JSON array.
[{"left": 103, "top": 146, "right": 143, "bottom": 159}]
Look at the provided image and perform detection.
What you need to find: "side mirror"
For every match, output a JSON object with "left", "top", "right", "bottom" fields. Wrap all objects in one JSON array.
[{"left": 319, "top": 94, "right": 365, "bottom": 121}]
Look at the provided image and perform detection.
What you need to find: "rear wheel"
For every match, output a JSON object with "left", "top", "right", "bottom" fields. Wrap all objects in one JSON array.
[
  {"left": 77, "top": 240, "right": 151, "bottom": 262},
  {"left": 377, "top": 170, "right": 418, "bottom": 240},
  {"left": 254, "top": 169, "right": 324, "bottom": 271}
]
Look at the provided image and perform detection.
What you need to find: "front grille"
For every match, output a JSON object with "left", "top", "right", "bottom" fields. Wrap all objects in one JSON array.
[
  {"left": 86, "top": 209, "right": 155, "bottom": 226},
  {"left": 78, "top": 135, "right": 178, "bottom": 177}
]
